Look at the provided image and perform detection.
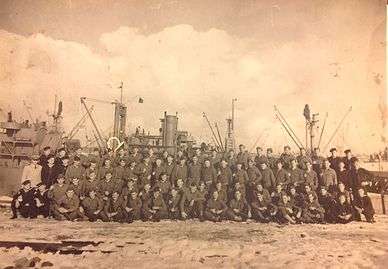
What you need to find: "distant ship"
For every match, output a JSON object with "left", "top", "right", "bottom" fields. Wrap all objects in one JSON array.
[{"left": 0, "top": 101, "right": 65, "bottom": 196}]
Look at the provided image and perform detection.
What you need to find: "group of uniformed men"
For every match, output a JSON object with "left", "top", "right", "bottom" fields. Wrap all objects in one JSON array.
[{"left": 11, "top": 144, "right": 376, "bottom": 224}]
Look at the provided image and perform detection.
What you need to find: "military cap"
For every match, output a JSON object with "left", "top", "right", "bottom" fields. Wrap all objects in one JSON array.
[
  {"left": 36, "top": 182, "right": 46, "bottom": 188},
  {"left": 31, "top": 154, "right": 39, "bottom": 160},
  {"left": 22, "top": 180, "right": 31, "bottom": 185},
  {"left": 351, "top": 157, "right": 359, "bottom": 163},
  {"left": 330, "top": 148, "right": 337, "bottom": 153},
  {"left": 344, "top": 149, "right": 351, "bottom": 154},
  {"left": 105, "top": 170, "right": 113, "bottom": 175},
  {"left": 66, "top": 186, "right": 75, "bottom": 192}
]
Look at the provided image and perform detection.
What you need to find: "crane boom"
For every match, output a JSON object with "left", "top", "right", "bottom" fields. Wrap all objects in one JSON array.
[{"left": 323, "top": 106, "right": 352, "bottom": 152}]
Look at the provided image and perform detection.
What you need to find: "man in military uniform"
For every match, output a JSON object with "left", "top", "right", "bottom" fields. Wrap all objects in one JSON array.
[
  {"left": 318, "top": 186, "right": 336, "bottom": 223},
  {"left": 236, "top": 144, "right": 249, "bottom": 169},
  {"left": 254, "top": 147, "right": 268, "bottom": 168},
  {"left": 82, "top": 189, "right": 105, "bottom": 222},
  {"left": 148, "top": 188, "right": 168, "bottom": 221},
  {"left": 39, "top": 146, "right": 52, "bottom": 166},
  {"left": 124, "top": 191, "right": 142, "bottom": 222},
  {"left": 188, "top": 156, "right": 201, "bottom": 186},
  {"left": 204, "top": 190, "right": 228, "bottom": 222},
  {"left": 343, "top": 149, "right": 353, "bottom": 171},
  {"left": 327, "top": 148, "right": 341, "bottom": 174},
  {"left": 41, "top": 155, "right": 60, "bottom": 188},
  {"left": 135, "top": 155, "right": 153, "bottom": 189},
  {"left": 353, "top": 188, "right": 375, "bottom": 223},
  {"left": 258, "top": 161, "right": 276, "bottom": 192},
  {"left": 279, "top": 146, "right": 294, "bottom": 169},
  {"left": 31, "top": 182, "right": 50, "bottom": 218},
  {"left": 333, "top": 194, "right": 353, "bottom": 224},
  {"left": 171, "top": 158, "right": 188, "bottom": 186},
  {"left": 227, "top": 190, "right": 250, "bottom": 222},
  {"left": 11, "top": 180, "right": 35, "bottom": 219},
  {"left": 303, "top": 161, "right": 319, "bottom": 191},
  {"left": 302, "top": 192, "right": 325, "bottom": 223},
  {"left": 246, "top": 159, "right": 262, "bottom": 201},
  {"left": 180, "top": 183, "right": 203, "bottom": 219},
  {"left": 21, "top": 155, "right": 42, "bottom": 187},
  {"left": 201, "top": 159, "right": 217, "bottom": 188},
  {"left": 217, "top": 159, "right": 232, "bottom": 188},
  {"left": 48, "top": 174, "right": 68, "bottom": 215},
  {"left": 250, "top": 191, "right": 272, "bottom": 223},
  {"left": 167, "top": 188, "right": 182, "bottom": 220},
  {"left": 266, "top": 148, "right": 277, "bottom": 172},
  {"left": 53, "top": 187, "right": 84, "bottom": 221},
  {"left": 320, "top": 159, "right": 338, "bottom": 192},
  {"left": 311, "top": 147, "right": 325, "bottom": 177},
  {"left": 103, "top": 191, "right": 126, "bottom": 222},
  {"left": 296, "top": 148, "right": 312, "bottom": 170},
  {"left": 274, "top": 160, "right": 290, "bottom": 187}
]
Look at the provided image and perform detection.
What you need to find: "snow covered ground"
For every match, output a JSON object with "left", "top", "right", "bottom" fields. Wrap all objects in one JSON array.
[{"left": 0, "top": 210, "right": 387, "bottom": 269}]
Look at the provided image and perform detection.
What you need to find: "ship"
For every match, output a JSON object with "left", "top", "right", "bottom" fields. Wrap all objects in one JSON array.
[{"left": 0, "top": 101, "right": 66, "bottom": 196}]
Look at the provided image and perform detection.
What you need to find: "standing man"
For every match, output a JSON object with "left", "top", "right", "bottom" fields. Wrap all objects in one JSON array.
[
  {"left": 279, "top": 146, "right": 294, "bottom": 169},
  {"left": 296, "top": 148, "right": 312, "bottom": 170},
  {"left": 321, "top": 159, "right": 338, "bottom": 192},
  {"left": 236, "top": 144, "right": 249, "bottom": 169},
  {"left": 254, "top": 147, "right": 268, "bottom": 168},
  {"left": 21, "top": 155, "right": 42, "bottom": 187},
  {"left": 343, "top": 149, "right": 353, "bottom": 171},
  {"left": 311, "top": 147, "right": 325, "bottom": 177},
  {"left": 266, "top": 148, "right": 277, "bottom": 172},
  {"left": 327, "top": 148, "right": 341, "bottom": 174},
  {"left": 39, "top": 146, "right": 52, "bottom": 166}
]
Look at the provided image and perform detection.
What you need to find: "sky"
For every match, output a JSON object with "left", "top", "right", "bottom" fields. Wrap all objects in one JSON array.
[{"left": 0, "top": 0, "right": 386, "bottom": 154}]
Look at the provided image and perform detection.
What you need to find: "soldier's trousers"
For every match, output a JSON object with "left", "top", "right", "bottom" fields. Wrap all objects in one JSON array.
[
  {"left": 251, "top": 208, "right": 271, "bottom": 223},
  {"left": 151, "top": 210, "right": 168, "bottom": 221},
  {"left": 53, "top": 209, "right": 85, "bottom": 221},
  {"left": 84, "top": 211, "right": 106, "bottom": 222},
  {"left": 11, "top": 201, "right": 33, "bottom": 218},
  {"left": 182, "top": 201, "right": 204, "bottom": 219},
  {"left": 30, "top": 205, "right": 49, "bottom": 218},
  {"left": 126, "top": 209, "right": 141, "bottom": 222},
  {"left": 335, "top": 216, "right": 353, "bottom": 224},
  {"left": 203, "top": 210, "right": 226, "bottom": 222},
  {"left": 302, "top": 210, "right": 325, "bottom": 223},
  {"left": 226, "top": 209, "right": 248, "bottom": 221},
  {"left": 169, "top": 210, "right": 181, "bottom": 220},
  {"left": 102, "top": 211, "right": 127, "bottom": 222}
]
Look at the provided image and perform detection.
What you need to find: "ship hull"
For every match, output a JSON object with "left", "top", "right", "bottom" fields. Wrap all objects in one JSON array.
[{"left": 0, "top": 166, "right": 23, "bottom": 196}]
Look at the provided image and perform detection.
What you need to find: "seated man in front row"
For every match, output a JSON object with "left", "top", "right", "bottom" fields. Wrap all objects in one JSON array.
[
  {"left": 52, "top": 187, "right": 85, "bottom": 221},
  {"left": 353, "top": 188, "right": 375, "bottom": 223},
  {"left": 31, "top": 182, "right": 50, "bottom": 218},
  {"left": 81, "top": 189, "right": 105, "bottom": 222},
  {"left": 11, "top": 180, "right": 35, "bottom": 219},
  {"left": 226, "top": 190, "right": 250, "bottom": 222},
  {"left": 204, "top": 190, "right": 228, "bottom": 222}
]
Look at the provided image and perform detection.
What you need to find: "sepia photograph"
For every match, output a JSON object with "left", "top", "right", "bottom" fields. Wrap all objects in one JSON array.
[{"left": 0, "top": 0, "right": 387, "bottom": 268}]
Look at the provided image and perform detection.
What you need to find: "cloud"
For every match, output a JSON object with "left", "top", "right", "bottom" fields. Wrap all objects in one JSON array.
[{"left": 0, "top": 23, "right": 385, "bottom": 154}]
